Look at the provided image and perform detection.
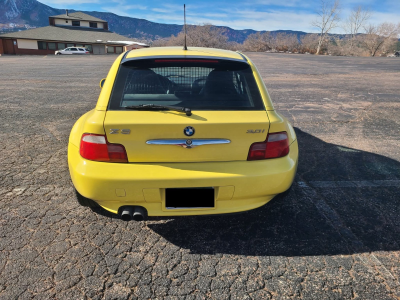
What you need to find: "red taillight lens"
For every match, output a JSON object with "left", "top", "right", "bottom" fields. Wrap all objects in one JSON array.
[
  {"left": 247, "top": 142, "right": 267, "bottom": 160},
  {"left": 154, "top": 59, "right": 218, "bottom": 63},
  {"left": 80, "top": 134, "right": 128, "bottom": 163},
  {"left": 247, "top": 132, "right": 289, "bottom": 161}
]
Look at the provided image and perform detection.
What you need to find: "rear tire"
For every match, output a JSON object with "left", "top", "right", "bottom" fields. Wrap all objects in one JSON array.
[{"left": 75, "top": 189, "right": 98, "bottom": 208}]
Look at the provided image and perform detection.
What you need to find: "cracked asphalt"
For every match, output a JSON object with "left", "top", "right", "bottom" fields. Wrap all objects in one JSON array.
[{"left": 0, "top": 53, "right": 399, "bottom": 300}]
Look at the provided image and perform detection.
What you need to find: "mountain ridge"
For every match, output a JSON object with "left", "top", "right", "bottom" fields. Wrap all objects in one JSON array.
[{"left": 0, "top": 0, "right": 308, "bottom": 43}]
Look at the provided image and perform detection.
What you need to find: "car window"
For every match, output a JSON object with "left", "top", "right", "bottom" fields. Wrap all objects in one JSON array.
[
  {"left": 78, "top": 48, "right": 85, "bottom": 51},
  {"left": 70, "top": 48, "right": 78, "bottom": 51},
  {"left": 109, "top": 59, "right": 265, "bottom": 111}
]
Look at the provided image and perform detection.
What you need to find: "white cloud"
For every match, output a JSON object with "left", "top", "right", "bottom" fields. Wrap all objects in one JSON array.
[
  {"left": 369, "top": 12, "right": 400, "bottom": 26},
  {"left": 39, "top": 0, "right": 102, "bottom": 5},
  {"left": 124, "top": 5, "right": 147, "bottom": 10},
  {"left": 41, "top": 0, "right": 400, "bottom": 35},
  {"left": 129, "top": 9, "right": 318, "bottom": 32},
  {"left": 253, "top": 0, "right": 312, "bottom": 8},
  {"left": 101, "top": 6, "right": 133, "bottom": 17},
  {"left": 151, "top": 8, "right": 171, "bottom": 13}
]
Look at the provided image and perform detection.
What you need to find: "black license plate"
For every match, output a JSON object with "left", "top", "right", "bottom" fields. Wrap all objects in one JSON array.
[{"left": 165, "top": 187, "right": 214, "bottom": 209}]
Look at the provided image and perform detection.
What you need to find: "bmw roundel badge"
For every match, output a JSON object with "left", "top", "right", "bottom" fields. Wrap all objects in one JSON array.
[{"left": 184, "top": 126, "right": 195, "bottom": 136}]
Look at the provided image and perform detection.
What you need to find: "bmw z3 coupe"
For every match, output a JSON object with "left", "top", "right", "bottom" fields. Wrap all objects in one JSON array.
[{"left": 68, "top": 47, "right": 298, "bottom": 221}]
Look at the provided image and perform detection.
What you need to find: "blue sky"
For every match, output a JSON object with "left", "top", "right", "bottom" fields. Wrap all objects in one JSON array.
[{"left": 39, "top": 0, "right": 400, "bottom": 33}]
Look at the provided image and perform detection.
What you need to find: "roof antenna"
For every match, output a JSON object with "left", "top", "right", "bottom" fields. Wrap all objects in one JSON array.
[{"left": 183, "top": 4, "right": 187, "bottom": 50}]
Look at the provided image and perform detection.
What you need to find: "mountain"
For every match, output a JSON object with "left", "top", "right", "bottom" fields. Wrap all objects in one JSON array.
[
  {"left": 0, "top": 0, "right": 307, "bottom": 43},
  {"left": 0, "top": 0, "right": 64, "bottom": 29}
]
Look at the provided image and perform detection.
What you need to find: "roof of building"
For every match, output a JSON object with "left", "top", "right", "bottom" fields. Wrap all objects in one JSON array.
[
  {"left": 0, "top": 26, "right": 138, "bottom": 44},
  {"left": 107, "top": 40, "right": 149, "bottom": 46},
  {"left": 50, "top": 12, "right": 105, "bottom": 22}
]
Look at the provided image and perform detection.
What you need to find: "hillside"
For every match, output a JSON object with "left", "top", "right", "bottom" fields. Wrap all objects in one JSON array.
[
  {"left": 0, "top": 0, "right": 308, "bottom": 42},
  {"left": 0, "top": 0, "right": 63, "bottom": 30}
]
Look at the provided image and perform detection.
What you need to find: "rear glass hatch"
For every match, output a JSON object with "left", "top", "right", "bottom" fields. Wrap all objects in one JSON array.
[{"left": 104, "top": 57, "right": 270, "bottom": 162}]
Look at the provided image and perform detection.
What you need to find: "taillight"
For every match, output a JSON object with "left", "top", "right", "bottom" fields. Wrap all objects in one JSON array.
[
  {"left": 247, "top": 132, "right": 289, "bottom": 161},
  {"left": 80, "top": 134, "right": 128, "bottom": 163},
  {"left": 154, "top": 59, "right": 218, "bottom": 63}
]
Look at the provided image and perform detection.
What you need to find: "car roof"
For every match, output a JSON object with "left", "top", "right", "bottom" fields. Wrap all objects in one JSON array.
[{"left": 123, "top": 47, "right": 246, "bottom": 63}]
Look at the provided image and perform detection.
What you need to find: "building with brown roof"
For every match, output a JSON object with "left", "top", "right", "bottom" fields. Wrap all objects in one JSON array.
[{"left": 0, "top": 11, "right": 148, "bottom": 55}]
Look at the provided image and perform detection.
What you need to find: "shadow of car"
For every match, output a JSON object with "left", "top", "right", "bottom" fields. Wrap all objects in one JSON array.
[{"left": 141, "top": 128, "right": 400, "bottom": 256}]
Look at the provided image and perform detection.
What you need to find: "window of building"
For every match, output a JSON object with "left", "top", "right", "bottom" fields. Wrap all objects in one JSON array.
[
  {"left": 72, "top": 21, "right": 80, "bottom": 26},
  {"left": 107, "top": 46, "right": 115, "bottom": 53},
  {"left": 115, "top": 46, "right": 123, "bottom": 54},
  {"left": 89, "top": 22, "right": 98, "bottom": 28},
  {"left": 76, "top": 44, "right": 84, "bottom": 48},
  {"left": 57, "top": 43, "right": 66, "bottom": 50},
  {"left": 85, "top": 45, "right": 92, "bottom": 52},
  {"left": 67, "top": 43, "right": 74, "bottom": 47},
  {"left": 38, "top": 41, "right": 47, "bottom": 50},
  {"left": 48, "top": 43, "right": 56, "bottom": 50}
]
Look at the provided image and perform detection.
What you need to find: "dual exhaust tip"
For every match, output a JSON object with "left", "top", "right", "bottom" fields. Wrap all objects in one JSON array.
[{"left": 120, "top": 206, "right": 147, "bottom": 221}]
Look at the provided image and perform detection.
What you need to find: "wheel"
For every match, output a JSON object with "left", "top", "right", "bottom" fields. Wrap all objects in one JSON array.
[
  {"left": 56, "top": 53, "right": 62, "bottom": 55},
  {"left": 75, "top": 189, "right": 98, "bottom": 208}
]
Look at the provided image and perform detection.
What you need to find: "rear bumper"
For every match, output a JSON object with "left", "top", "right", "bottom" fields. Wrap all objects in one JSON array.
[{"left": 68, "top": 141, "right": 298, "bottom": 216}]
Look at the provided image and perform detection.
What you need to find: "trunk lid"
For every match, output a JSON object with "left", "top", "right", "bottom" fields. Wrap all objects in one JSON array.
[{"left": 104, "top": 111, "right": 270, "bottom": 163}]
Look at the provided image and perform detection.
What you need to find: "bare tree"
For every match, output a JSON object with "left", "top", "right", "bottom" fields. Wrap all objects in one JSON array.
[
  {"left": 362, "top": 22, "right": 400, "bottom": 56},
  {"left": 158, "top": 24, "right": 231, "bottom": 49},
  {"left": 151, "top": 38, "right": 169, "bottom": 47},
  {"left": 343, "top": 6, "right": 371, "bottom": 54},
  {"left": 300, "top": 34, "right": 320, "bottom": 53},
  {"left": 274, "top": 33, "right": 300, "bottom": 52},
  {"left": 227, "top": 41, "right": 244, "bottom": 51},
  {"left": 242, "top": 32, "right": 273, "bottom": 52},
  {"left": 242, "top": 32, "right": 300, "bottom": 52},
  {"left": 312, "top": 0, "right": 341, "bottom": 55}
]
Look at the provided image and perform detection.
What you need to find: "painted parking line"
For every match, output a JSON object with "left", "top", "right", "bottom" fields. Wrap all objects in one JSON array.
[{"left": 298, "top": 180, "right": 400, "bottom": 188}]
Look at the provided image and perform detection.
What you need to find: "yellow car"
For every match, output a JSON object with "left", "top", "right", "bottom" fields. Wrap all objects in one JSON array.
[{"left": 68, "top": 47, "right": 298, "bottom": 221}]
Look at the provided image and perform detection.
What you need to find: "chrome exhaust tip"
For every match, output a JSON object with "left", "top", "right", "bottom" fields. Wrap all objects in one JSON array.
[
  {"left": 120, "top": 206, "right": 134, "bottom": 221},
  {"left": 119, "top": 206, "right": 147, "bottom": 221}
]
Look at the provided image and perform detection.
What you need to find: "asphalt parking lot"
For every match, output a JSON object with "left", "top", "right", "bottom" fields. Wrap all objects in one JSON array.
[{"left": 0, "top": 53, "right": 399, "bottom": 300}]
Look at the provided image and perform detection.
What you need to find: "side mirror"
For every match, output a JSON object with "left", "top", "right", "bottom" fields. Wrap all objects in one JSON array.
[{"left": 99, "top": 78, "right": 106, "bottom": 89}]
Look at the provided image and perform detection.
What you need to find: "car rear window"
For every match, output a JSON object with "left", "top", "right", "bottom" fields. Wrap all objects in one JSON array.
[{"left": 108, "top": 59, "right": 265, "bottom": 111}]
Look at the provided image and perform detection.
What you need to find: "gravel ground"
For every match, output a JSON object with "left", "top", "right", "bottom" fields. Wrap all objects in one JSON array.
[{"left": 0, "top": 53, "right": 399, "bottom": 300}]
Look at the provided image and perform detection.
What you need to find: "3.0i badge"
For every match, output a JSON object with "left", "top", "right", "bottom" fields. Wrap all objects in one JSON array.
[{"left": 184, "top": 126, "right": 195, "bottom": 136}]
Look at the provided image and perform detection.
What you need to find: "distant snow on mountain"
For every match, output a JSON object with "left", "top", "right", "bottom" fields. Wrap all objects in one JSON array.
[{"left": 0, "top": 0, "right": 307, "bottom": 42}]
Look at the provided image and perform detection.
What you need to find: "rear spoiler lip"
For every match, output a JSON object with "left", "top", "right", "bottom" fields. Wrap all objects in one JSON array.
[
  {"left": 121, "top": 55, "right": 249, "bottom": 65},
  {"left": 236, "top": 51, "right": 248, "bottom": 62}
]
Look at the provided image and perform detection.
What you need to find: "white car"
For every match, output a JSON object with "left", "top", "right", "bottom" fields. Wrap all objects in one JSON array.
[{"left": 55, "top": 47, "right": 90, "bottom": 55}]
